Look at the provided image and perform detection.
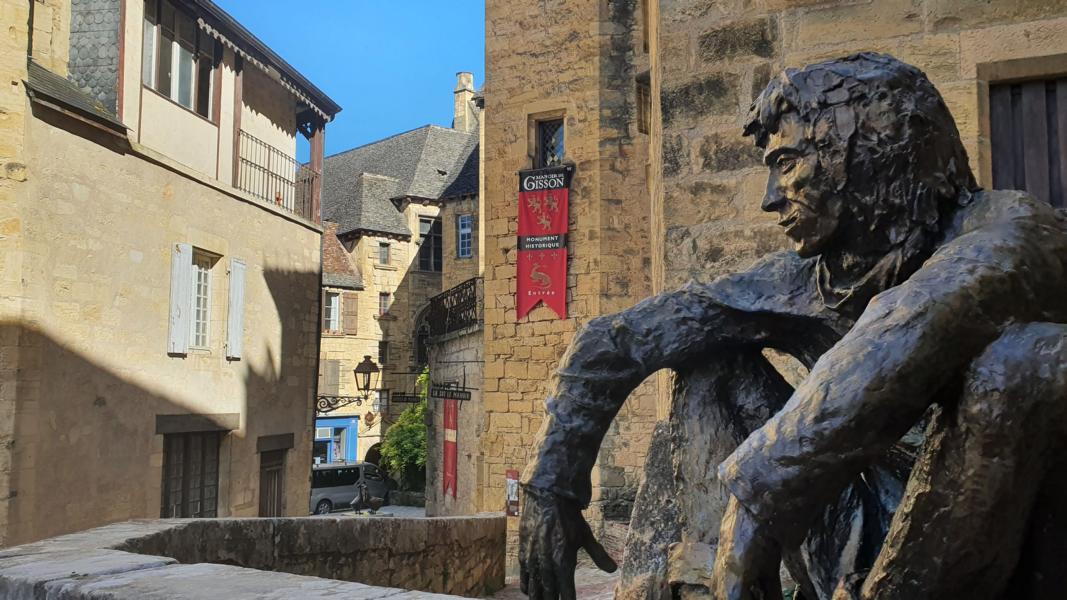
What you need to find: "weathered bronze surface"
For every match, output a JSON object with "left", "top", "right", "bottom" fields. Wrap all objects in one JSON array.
[{"left": 518, "top": 53, "right": 1067, "bottom": 600}]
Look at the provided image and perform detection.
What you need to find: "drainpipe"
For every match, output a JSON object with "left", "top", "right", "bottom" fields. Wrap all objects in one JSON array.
[{"left": 26, "top": 0, "right": 35, "bottom": 61}]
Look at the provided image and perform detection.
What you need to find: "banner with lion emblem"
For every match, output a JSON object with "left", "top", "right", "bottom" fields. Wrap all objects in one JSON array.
[{"left": 517, "top": 166, "right": 572, "bottom": 319}]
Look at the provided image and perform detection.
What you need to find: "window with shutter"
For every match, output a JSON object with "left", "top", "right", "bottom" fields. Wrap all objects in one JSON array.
[
  {"left": 168, "top": 243, "right": 193, "bottom": 355},
  {"left": 342, "top": 292, "right": 359, "bottom": 334},
  {"left": 323, "top": 292, "right": 340, "bottom": 331}
]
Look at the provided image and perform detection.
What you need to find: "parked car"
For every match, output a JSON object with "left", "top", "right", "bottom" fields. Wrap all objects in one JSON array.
[{"left": 310, "top": 462, "right": 391, "bottom": 515}]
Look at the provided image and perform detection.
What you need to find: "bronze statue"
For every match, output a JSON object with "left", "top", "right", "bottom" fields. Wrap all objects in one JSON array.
[{"left": 518, "top": 53, "right": 1067, "bottom": 600}]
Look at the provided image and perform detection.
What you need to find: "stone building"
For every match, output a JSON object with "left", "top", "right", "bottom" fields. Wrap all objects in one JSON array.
[
  {"left": 0, "top": 0, "right": 339, "bottom": 546},
  {"left": 316, "top": 74, "right": 480, "bottom": 465},
  {"left": 480, "top": 0, "right": 660, "bottom": 563},
  {"left": 424, "top": 74, "right": 485, "bottom": 517}
]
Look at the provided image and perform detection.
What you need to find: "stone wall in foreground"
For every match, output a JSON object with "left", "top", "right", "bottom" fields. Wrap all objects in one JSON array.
[{"left": 0, "top": 515, "right": 506, "bottom": 599}]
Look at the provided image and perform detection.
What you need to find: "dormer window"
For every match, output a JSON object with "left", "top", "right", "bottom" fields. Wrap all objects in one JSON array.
[{"left": 142, "top": 0, "right": 216, "bottom": 119}]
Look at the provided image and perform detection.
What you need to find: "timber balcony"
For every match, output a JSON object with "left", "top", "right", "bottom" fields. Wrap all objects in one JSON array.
[
  {"left": 427, "top": 277, "right": 483, "bottom": 338},
  {"left": 236, "top": 130, "right": 318, "bottom": 221}
]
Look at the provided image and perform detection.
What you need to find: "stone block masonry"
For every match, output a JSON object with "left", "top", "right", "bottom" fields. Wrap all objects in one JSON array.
[
  {"left": 483, "top": 0, "right": 659, "bottom": 569},
  {"left": 658, "top": 0, "right": 1067, "bottom": 294},
  {"left": 0, "top": 515, "right": 506, "bottom": 599}
]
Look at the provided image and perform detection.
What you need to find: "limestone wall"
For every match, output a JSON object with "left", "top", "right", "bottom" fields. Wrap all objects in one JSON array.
[
  {"left": 440, "top": 195, "right": 481, "bottom": 290},
  {"left": 657, "top": 0, "right": 1067, "bottom": 290},
  {"left": 2, "top": 99, "right": 321, "bottom": 545},
  {"left": 0, "top": 515, "right": 506, "bottom": 598},
  {"left": 0, "top": 0, "right": 36, "bottom": 551},
  {"left": 425, "top": 325, "right": 485, "bottom": 517},
  {"left": 483, "top": 0, "right": 658, "bottom": 566}
]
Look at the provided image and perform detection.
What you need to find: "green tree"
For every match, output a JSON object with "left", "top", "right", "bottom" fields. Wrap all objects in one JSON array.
[{"left": 379, "top": 368, "right": 428, "bottom": 490}]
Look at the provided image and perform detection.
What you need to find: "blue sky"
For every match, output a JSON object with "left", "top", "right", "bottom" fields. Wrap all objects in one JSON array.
[{"left": 215, "top": 0, "right": 485, "bottom": 159}]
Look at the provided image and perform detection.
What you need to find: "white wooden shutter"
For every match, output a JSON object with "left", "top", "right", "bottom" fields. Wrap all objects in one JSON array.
[
  {"left": 226, "top": 258, "right": 246, "bottom": 360},
  {"left": 167, "top": 243, "right": 193, "bottom": 355}
]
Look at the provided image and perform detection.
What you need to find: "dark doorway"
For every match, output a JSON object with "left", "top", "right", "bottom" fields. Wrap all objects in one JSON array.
[
  {"left": 161, "top": 432, "right": 221, "bottom": 518},
  {"left": 259, "top": 449, "right": 286, "bottom": 517},
  {"left": 364, "top": 443, "right": 382, "bottom": 466}
]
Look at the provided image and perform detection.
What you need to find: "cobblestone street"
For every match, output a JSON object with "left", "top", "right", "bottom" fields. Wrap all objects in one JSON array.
[{"left": 489, "top": 568, "right": 619, "bottom": 600}]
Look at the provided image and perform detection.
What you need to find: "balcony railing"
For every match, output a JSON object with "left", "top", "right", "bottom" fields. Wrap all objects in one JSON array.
[
  {"left": 236, "top": 130, "right": 317, "bottom": 221},
  {"left": 427, "top": 277, "right": 483, "bottom": 337}
]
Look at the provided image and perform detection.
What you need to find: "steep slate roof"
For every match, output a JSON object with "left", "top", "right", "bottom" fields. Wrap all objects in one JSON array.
[
  {"left": 321, "top": 124, "right": 478, "bottom": 237},
  {"left": 321, "top": 222, "right": 363, "bottom": 290}
]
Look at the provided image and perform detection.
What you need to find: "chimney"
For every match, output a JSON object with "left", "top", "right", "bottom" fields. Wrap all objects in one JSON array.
[{"left": 453, "top": 71, "right": 476, "bottom": 133}]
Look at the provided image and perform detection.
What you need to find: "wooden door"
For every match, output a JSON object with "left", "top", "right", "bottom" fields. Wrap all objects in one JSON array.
[
  {"left": 259, "top": 449, "right": 286, "bottom": 517},
  {"left": 990, "top": 77, "right": 1067, "bottom": 207}
]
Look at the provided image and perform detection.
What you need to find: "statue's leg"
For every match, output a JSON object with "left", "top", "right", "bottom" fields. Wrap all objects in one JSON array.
[
  {"left": 617, "top": 350, "right": 795, "bottom": 600},
  {"left": 845, "top": 322, "right": 1067, "bottom": 600}
]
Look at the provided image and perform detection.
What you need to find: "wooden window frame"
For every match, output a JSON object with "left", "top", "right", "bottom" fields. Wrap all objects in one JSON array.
[
  {"left": 142, "top": 0, "right": 217, "bottom": 120},
  {"left": 189, "top": 250, "right": 215, "bottom": 350},
  {"left": 323, "top": 291, "right": 340, "bottom": 332},
  {"left": 456, "top": 214, "right": 473, "bottom": 258}
]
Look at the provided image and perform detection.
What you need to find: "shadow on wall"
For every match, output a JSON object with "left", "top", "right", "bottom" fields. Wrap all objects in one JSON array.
[{"left": 0, "top": 266, "right": 321, "bottom": 546}]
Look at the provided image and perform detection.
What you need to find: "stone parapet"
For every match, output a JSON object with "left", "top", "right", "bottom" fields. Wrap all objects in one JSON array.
[{"left": 0, "top": 514, "right": 507, "bottom": 599}]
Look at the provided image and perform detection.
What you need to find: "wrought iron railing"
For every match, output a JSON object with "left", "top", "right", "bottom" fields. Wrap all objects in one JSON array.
[
  {"left": 236, "top": 130, "right": 317, "bottom": 220},
  {"left": 427, "top": 277, "right": 483, "bottom": 337}
]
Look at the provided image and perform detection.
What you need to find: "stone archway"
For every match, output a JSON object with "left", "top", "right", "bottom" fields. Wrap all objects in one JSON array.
[{"left": 364, "top": 443, "right": 382, "bottom": 466}]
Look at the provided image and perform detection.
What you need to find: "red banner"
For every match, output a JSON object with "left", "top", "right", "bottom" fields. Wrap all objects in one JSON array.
[
  {"left": 517, "top": 166, "right": 573, "bottom": 319},
  {"left": 442, "top": 398, "right": 458, "bottom": 498}
]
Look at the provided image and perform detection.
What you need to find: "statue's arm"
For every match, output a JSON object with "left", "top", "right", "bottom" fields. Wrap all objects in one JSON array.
[
  {"left": 718, "top": 222, "right": 1065, "bottom": 547},
  {"left": 521, "top": 265, "right": 785, "bottom": 506}
]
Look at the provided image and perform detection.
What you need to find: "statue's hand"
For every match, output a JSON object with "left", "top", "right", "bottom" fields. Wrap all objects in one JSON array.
[
  {"left": 711, "top": 496, "right": 783, "bottom": 600},
  {"left": 519, "top": 485, "right": 617, "bottom": 599}
]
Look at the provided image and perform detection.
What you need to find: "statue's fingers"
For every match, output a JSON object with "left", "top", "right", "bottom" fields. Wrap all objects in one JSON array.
[
  {"left": 576, "top": 515, "right": 618, "bottom": 573},
  {"left": 525, "top": 552, "right": 544, "bottom": 600},
  {"left": 556, "top": 540, "right": 579, "bottom": 600},
  {"left": 538, "top": 529, "right": 562, "bottom": 600}
]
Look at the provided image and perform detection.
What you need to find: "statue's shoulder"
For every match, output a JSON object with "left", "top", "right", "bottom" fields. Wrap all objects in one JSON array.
[{"left": 952, "top": 189, "right": 1066, "bottom": 237}]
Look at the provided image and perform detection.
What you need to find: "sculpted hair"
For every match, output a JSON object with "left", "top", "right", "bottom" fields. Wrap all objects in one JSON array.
[{"left": 745, "top": 52, "right": 978, "bottom": 243}]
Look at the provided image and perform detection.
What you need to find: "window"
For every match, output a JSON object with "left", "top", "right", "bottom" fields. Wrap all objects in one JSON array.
[
  {"left": 536, "top": 118, "right": 565, "bottom": 167},
  {"left": 378, "top": 242, "right": 391, "bottom": 265},
  {"left": 190, "top": 251, "right": 213, "bottom": 349},
  {"left": 375, "top": 390, "right": 389, "bottom": 412},
  {"left": 636, "top": 78, "right": 651, "bottom": 135},
  {"left": 323, "top": 291, "right": 340, "bottom": 332},
  {"left": 378, "top": 341, "right": 389, "bottom": 365},
  {"left": 418, "top": 217, "right": 443, "bottom": 272},
  {"left": 161, "top": 432, "right": 220, "bottom": 518},
  {"left": 457, "top": 214, "right": 473, "bottom": 258},
  {"left": 142, "top": 0, "right": 215, "bottom": 118},
  {"left": 379, "top": 292, "right": 391, "bottom": 316}
]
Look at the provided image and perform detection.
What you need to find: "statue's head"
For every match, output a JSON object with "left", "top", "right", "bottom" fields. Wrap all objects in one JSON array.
[{"left": 744, "top": 53, "right": 977, "bottom": 258}]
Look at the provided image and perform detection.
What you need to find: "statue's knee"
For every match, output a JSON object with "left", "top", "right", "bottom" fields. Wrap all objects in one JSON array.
[{"left": 962, "top": 323, "right": 1067, "bottom": 426}]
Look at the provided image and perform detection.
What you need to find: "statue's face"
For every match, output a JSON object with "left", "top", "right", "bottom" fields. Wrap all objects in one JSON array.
[{"left": 761, "top": 112, "right": 844, "bottom": 258}]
